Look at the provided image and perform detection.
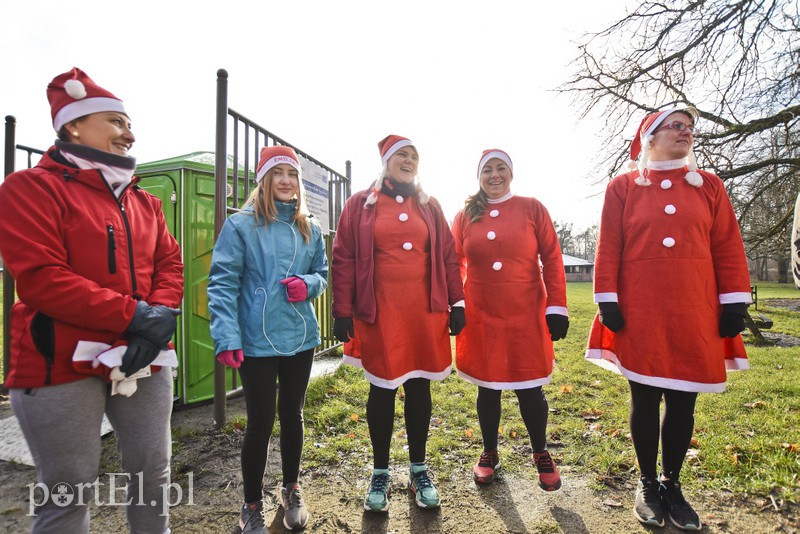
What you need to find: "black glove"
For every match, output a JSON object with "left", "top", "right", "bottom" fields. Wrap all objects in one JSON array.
[
  {"left": 120, "top": 334, "right": 161, "bottom": 377},
  {"left": 598, "top": 302, "right": 625, "bottom": 332},
  {"left": 719, "top": 303, "right": 748, "bottom": 338},
  {"left": 127, "top": 301, "right": 181, "bottom": 348},
  {"left": 545, "top": 314, "right": 569, "bottom": 341},
  {"left": 449, "top": 307, "right": 466, "bottom": 335},
  {"left": 334, "top": 317, "right": 354, "bottom": 343}
]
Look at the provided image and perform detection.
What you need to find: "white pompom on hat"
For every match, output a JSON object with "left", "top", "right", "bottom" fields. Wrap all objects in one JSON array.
[
  {"left": 47, "top": 67, "right": 126, "bottom": 132},
  {"left": 477, "top": 149, "right": 513, "bottom": 180},
  {"left": 628, "top": 106, "right": 702, "bottom": 187},
  {"left": 256, "top": 146, "right": 302, "bottom": 183}
]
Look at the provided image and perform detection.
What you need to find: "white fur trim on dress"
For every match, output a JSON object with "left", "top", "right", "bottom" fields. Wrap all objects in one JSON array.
[
  {"left": 342, "top": 354, "right": 451, "bottom": 389},
  {"left": 545, "top": 306, "right": 568, "bottom": 316},
  {"left": 584, "top": 348, "right": 729, "bottom": 393},
  {"left": 457, "top": 369, "right": 551, "bottom": 390},
  {"left": 719, "top": 292, "right": 754, "bottom": 304},
  {"left": 594, "top": 293, "right": 618, "bottom": 303}
]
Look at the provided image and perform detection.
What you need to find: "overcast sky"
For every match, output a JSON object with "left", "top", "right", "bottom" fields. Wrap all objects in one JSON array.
[{"left": 1, "top": 1, "right": 631, "bottom": 230}]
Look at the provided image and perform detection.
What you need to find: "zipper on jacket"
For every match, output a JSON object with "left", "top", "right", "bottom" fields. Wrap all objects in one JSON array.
[
  {"left": 107, "top": 225, "right": 117, "bottom": 274},
  {"left": 118, "top": 203, "right": 138, "bottom": 294}
]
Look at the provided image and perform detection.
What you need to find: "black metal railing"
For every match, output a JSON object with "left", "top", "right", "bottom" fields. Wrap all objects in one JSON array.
[{"left": 2, "top": 116, "right": 47, "bottom": 387}]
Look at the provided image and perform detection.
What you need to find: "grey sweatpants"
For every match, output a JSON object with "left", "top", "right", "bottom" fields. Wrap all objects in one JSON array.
[{"left": 10, "top": 369, "right": 173, "bottom": 534}]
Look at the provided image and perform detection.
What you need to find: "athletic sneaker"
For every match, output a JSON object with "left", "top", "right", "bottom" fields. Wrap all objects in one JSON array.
[
  {"left": 281, "top": 483, "right": 309, "bottom": 530},
  {"left": 533, "top": 450, "right": 562, "bottom": 491},
  {"left": 473, "top": 449, "right": 501, "bottom": 484},
  {"left": 364, "top": 470, "right": 391, "bottom": 512},
  {"left": 660, "top": 478, "right": 702, "bottom": 531},
  {"left": 633, "top": 476, "right": 665, "bottom": 527},
  {"left": 239, "top": 500, "right": 267, "bottom": 534},
  {"left": 408, "top": 464, "right": 441, "bottom": 508}
]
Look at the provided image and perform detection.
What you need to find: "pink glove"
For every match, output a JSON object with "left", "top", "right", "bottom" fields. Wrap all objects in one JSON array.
[
  {"left": 217, "top": 349, "right": 244, "bottom": 368},
  {"left": 280, "top": 276, "right": 308, "bottom": 303}
]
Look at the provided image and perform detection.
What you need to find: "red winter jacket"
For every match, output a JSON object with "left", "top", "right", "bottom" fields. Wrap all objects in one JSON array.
[
  {"left": 0, "top": 148, "right": 183, "bottom": 388},
  {"left": 331, "top": 186, "right": 464, "bottom": 323}
]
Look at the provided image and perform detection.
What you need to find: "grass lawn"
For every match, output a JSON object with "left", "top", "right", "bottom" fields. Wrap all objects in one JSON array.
[
  {"left": 301, "top": 281, "right": 800, "bottom": 503},
  {"left": 2, "top": 280, "right": 798, "bottom": 502}
]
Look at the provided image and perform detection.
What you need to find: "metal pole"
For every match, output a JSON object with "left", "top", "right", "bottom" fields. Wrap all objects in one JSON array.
[
  {"left": 3, "top": 116, "right": 17, "bottom": 388},
  {"left": 345, "top": 160, "right": 352, "bottom": 198},
  {"left": 213, "top": 70, "right": 228, "bottom": 429}
]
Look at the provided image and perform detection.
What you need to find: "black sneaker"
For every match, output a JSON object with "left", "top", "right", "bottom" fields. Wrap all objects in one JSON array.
[
  {"left": 633, "top": 476, "right": 665, "bottom": 527},
  {"left": 660, "top": 479, "right": 702, "bottom": 531}
]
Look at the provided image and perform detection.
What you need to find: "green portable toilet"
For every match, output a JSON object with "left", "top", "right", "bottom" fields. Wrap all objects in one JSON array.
[{"left": 136, "top": 152, "right": 242, "bottom": 404}]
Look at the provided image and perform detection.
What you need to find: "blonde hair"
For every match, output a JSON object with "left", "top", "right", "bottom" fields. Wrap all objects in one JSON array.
[{"left": 245, "top": 167, "right": 312, "bottom": 243}]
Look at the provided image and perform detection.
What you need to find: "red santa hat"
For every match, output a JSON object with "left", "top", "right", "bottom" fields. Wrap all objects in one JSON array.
[
  {"left": 256, "top": 146, "right": 302, "bottom": 183},
  {"left": 378, "top": 134, "right": 415, "bottom": 165},
  {"left": 628, "top": 106, "right": 702, "bottom": 187},
  {"left": 47, "top": 67, "right": 127, "bottom": 132},
  {"left": 477, "top": 149, "right": 513, "bottom": 180}
]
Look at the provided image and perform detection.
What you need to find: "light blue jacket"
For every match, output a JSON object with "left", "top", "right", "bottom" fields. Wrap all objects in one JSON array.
[{"left": 208, "top": 201, "right": 328, "bottom": 357}]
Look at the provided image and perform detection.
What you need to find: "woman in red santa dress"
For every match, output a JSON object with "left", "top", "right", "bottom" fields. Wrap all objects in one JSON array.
[
  {"left": 452, "top": 149, "right": 568, "bottom": 491},
  {"left": 586, "top": 106, "right": 751, "bottom": 531},
  {"left": 331, "top": 135, "right": 465, "bottom": 512}
]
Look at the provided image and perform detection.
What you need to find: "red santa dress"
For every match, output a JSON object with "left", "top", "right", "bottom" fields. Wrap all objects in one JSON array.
[
  {"left": 453, "top": 194, "right": 567, "bottom": 389},
  {"left": 343, "top": 193, "right": 452, "bottom": 389},
  {"left": 585, "top": 165, "right": 752, "bottom": 393}
]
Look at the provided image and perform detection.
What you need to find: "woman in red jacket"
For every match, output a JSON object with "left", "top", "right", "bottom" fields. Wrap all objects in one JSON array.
[
  {"left": 586, "top": 106, "right": 751, "bottom": 531},
  {"left": 0, "top": 68, "right": 183, "bottom": 533},
  {"left": 452, "top": 149, "right": 568, "bottom": 491},
  {"left": 331, "top": 135, "right": 465, "bottom": 512}
]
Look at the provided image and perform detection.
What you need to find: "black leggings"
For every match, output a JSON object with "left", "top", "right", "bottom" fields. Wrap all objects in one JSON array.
[
  {"left": 238, "top": 349, "right": 314, "bottom": 503},
  {"left": 367, "top": 378, "right": 431, "bottom": 469},
  {"left": 477, "top": 386, "right": 549, "bottom": 452},
  {"left": 629, "top": 380, "right": 698, "bottom": 480}
]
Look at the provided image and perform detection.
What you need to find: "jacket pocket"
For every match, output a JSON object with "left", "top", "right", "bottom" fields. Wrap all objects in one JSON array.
[
  {"left": 107, "top": 225, "right": 117, "bottom": 274},
  {"left": 30, "top": 312, "right": 55, "bottom": 384}
]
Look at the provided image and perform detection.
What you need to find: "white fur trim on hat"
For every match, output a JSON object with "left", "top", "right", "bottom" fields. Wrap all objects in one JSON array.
[
  {"left": 381, "top": 139, "right": 414, "bottom": 164},
  {"left": 477, "top": 150, "right": 513, "bottom": 180},
  {"left": 256, "top": 155, "right": 301, "bottom": 183},
  {"left": 53, "top": 97, "right": 127, "bottom": 132}
]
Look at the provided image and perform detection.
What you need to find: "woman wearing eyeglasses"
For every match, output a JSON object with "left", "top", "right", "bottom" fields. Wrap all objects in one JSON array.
[{"left": 586, "top": 107, "right": 751, "bottom": 531}]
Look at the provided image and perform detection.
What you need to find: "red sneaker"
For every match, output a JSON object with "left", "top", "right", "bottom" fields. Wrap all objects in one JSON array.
[
  {"left": 473, "top": 450, "right": 500, "bottom": 484},
  {"left": 533, "top": 450, "right": 562, "bottom": 491}
]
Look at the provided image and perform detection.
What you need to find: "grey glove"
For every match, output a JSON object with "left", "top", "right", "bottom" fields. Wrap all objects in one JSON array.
[
  {"left": 127, "top": 301, "right": 181, "bottom": 348},
  {"left": 120, "top": 334, "right": 161, "bottom": 377}
]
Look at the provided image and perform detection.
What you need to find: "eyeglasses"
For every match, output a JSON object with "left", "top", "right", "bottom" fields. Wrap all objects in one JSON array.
[{"left": 654, "top": 121, "right": 696, "bottom": 135}]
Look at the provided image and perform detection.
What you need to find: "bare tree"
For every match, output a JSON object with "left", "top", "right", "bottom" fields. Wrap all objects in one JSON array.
[
  {"left": 560, "top": 0, "right": 799, "bottom": 260},
  {"left": 554, "top": 220, "right": 577, "bottom": 256}
]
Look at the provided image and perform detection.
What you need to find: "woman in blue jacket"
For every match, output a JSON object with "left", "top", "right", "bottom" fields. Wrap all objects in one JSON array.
[{"left": 208, "top": 146, "right": 328, "bottom": 533}]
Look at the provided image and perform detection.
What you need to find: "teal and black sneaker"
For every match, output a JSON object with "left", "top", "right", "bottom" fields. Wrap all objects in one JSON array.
[
  {"left": 364, "top": 470, "right": 391, "bottom": 512},
  {"left": 408, "top": 464, "right": 441, "bottom": 509}
]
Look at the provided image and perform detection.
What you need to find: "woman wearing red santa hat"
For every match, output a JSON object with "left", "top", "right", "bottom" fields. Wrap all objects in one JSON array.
[
  {"left": 208, "top": 145, "right": 328, "bottom": 532},
  {"left": 452, "top": 149, "right": 568, "bottom": 490},
  {"left": 0, "top": 68, "right": 183, "bottom": 533},
  {"left": 331, "top": 135, "right": 465, "bottom": 512},
  {"left": 586, "top": 106, "right": 751, "bottom": 530}
]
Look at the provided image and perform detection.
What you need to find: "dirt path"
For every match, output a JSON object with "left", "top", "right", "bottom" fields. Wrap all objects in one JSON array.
[{"left": 1, "top": 395, "right": 795, "bottom": 533}]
